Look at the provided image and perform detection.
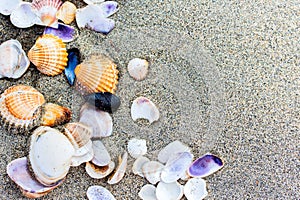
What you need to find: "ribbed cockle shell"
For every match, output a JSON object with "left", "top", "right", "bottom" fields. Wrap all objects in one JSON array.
[
  {"left": 56, "top": 1, "right": 76, "bottom": 24},
  {"left": 28, "top": 34, "right": 68, "bottom": 76}
]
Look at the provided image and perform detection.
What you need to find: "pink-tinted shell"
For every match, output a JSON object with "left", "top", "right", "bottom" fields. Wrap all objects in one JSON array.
[{"left": 32, "top": 0, "right": 62, "bottom": 27}]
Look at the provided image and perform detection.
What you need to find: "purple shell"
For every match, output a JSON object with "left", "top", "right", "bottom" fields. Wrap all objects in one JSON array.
[
  {"left": 44, "top": 23, "right": 76, "bottom": 42},
  {"left": 98, "top": 1, "right": 119, "bottom": 17},
  {"left": 188, "top": 154, "right": 224, "bottom": 178}
]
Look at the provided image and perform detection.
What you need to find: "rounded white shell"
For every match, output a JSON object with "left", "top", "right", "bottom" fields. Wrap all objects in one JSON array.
[
  {"left": 131, "top": 97, "right": 159, "bottom": 124},
  {"left": 10, "top": 2, "right": 38, "bottom": 28},
  {"left": 184, "top": 178, "right": 208, "bottom": 200},
  {"left": 87, "top": 185, "right": 116, "bottom": 200},
  {"left": 156, "top": 181, "right": 183, "bottom": 200},
  {"left": 157, "top": 140, "right": 190, "bottom": 163},
  {"left": 127, "top": 138, "right": 147, "bottom": 159},
  {"left": 0, "top": 0, "right": 21, "bottom": 15},
  {"left": 127, "top": 58, "right": 149, "bottom": 80},
  {"left": 92, "top": 140, "right": 111, "bottom": 166},
  {"left": 142, "top": 161, "right": 164, "bottom": 185},
  {"left": 132, "top": 156, "right": 150, "bottom": 177},
  {"left": 138, "top": 184, "right": 157, "bottom": 200}
]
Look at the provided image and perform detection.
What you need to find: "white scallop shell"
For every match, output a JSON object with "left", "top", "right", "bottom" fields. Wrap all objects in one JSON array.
[
  {"left": 127, "top": 138, "right": 147, "bottom": 159},
  {"left": 107, "top": 152, "right": 128, "bottom": 184},
  {"left": 132, "top": 156, "right": 150, "bottom": 177},
  {"left": 10, "top": 2, "right": 38, "bottom": 28},
  {"left": 142, "top": 161, "right": 164, "bottom": 185},
  {"left": 156, "top": 181, "right": 183, "bottom": 200},
  {"left": 131, "top": 97, "right": 159, "bottom": 124},
  {"left": 87, "top": 185, "right": 116, "bottom": 200},
  {"left": 138, "top": 184, "right": 157, "bottom": 200},
  {"left": 157, "top": 140, "right": 190, "bottom": 163},
  {"left": 92, "top": 140, "right": 111, "bottom": 166},
  {"left": 184, "top": 178, "right": 208, "bottom": 200},
  {"left": 85, "top": 161, "right": 115, "bottom": 179},
  {"left": 128, "top": 58, "right": 149, "bottom": 80},
  {"left": 0, "top": 0, "right": 21, "bottom": 15}
]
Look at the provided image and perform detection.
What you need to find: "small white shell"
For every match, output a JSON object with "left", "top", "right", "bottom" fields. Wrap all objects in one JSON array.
[
  {"left": 127, "top": 138, "right": 147, "bottom": 159},
  {"left": 128, "top": 58, "right": 149, "bottom": 80},
  {"left": 142, "top": 161, "right": 164, "bottom": 185},
  {"left": 71, "top": 140, "right": 94, "bottom": 166},
  {"left": 73, "top": 139, "right": 93, "bottom": 157},
  {"left": 132, "top": 156, "right": 150, "bottom": 177},
  {"left": 85, "top": 161, "right": 115, "bottom": 179},
  {"left": 107, "top": 152, "right": 128, "bottom": 184},
  {"left": 92, "top": 140, "right": 111, "bottom": 166},
  {"left": 156, "top": 181, "right": 183, "bottom": 200},
  {"left": 0, "top": 0, "right": 21, "bottom": 15},
  {"left": 157, "top": 140, "right": 190, "bottom": 163},
  {"left": 83, "top": 0, "right": 105, "bottom": 4},
  {"left": 138, "top": 184, "right": 157, "bottom": 200},
  {"left": 87, "top": 185, "right": 116, "bottom": 200},
  {"left": 10, "top": 2, "right": 38, "bottom": 28},
  {"left": 131, "top": 97, "right": 159, "bottom": 124},
  {"left": 184, "top": 178, "right": 208, "bottom": 200}
]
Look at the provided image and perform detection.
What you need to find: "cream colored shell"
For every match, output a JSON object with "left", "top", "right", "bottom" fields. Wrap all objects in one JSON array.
[{"left": 56, "top": 1, "right": 76, "bottom": 24}]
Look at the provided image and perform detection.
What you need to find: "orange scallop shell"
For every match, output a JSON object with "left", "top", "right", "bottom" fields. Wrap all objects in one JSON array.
[
  {"left": 74, "top": 54, "right": 119, "bottom": 95},
  {"left": 41, "top": 103, "right": 71, "bottom": 127},
  {"left": 28, "top": 34, "right": 68, "bottom": 76},
  {"left": 0, "top": 85, "right": 45, "bottom": 129},
  {"left": 56, "top": 1, "right": 76, "bottom": 24}
]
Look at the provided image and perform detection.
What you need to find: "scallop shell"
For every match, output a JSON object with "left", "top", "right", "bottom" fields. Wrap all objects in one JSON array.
[
  {"left": 0, "top": 39, "right": 30, "bottom": 79},
  {"left": 64, "top": 122, "right": 92, "bottom": 149},
  {"left": 156, "top": 181, "right": 183, "bottom": 200},
  {"left": 138, "top": 184, "right": 157, "bottom": 200},
  {"left": 41, "top": 103, "right": 71, "bottom": 127},
  {"left": 0, "top": 85, "right": 45, "bottom": 129},
  {"left": 184, "top": 178, "right": 208, "bottom": 200},
  {"left": 75, "top": 54, "right": 118, "bottom": 95},
  {"left": 127, "top": 58, "right": 149, "bottom": 81},
  {"left": 142, "top": 161, "right": 164, "bottom": 185},
  {"left": 0, "top": 0, "right": 21, "bottom": 15},
  {"left": 107, "top": 152, "right": 128, "bottom": 184},
  {"left": 56, "top": 1, "right": 76, "bottom": 24},
  {"left": 131, "top": 97, "right": 159, "bottom": 124},
  {"left": 85, "top": 161, "right": 115, "bottom": 179},
  {"left": 87, "top": 185, "right": 116, "bottom": 200},
  {"left": 28, "top": 34, "right": 68, "bottom": 76},
  {"left": 31, "top": 0, "right": 62, "bottom": 28},
  {"left": 127, "top": 138, "right": 147, "bottom": 159},
  {"left": 10, "top": 2, "right": 38, "bottom": 29}
]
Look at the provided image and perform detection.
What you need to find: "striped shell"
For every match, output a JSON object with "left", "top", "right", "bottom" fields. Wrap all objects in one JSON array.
[
  {"left": 0, "top": 85, "right": 45, "bottom": 129},
  {"left": 56, "top": 1, "right": 76, "bottom": 24},
  {"left": 28, "top": 34, "right": 68, "bottom": 76},
  {"left": 74, "top": 54, "right": 118, "bottom": 95}
]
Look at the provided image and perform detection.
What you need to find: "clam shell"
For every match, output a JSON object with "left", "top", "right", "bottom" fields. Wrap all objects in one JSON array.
[
  {"left": 87, "top": 185, "right": 116, "bottom": 200},
  {"left": 10, "top": 2, "right": 38, "bottom": 28},
  {"left": 29, "top": 126, "right": 75, "bottom": 186},
  {"left": 107, "top": 152, "right": 128, "bottom": 184},
  {"left": 127, "top": 138, "right": 147, "bottom": 159},
  {"left": 28, "top": 34, "right": 68, "bottom": 76},
  {"left": 0, "top": 39, "right": 30, "bottom": 79},
  {"left": 74, "top": 54, "right": 118, "bottom": 95},
  {"left": 92, "top": 140, "right": 111, "bottom": 166},
  {"left": 0, "top": 0, "right": 21, "bottom": 15},
  {"left": 138, "top": 184, "right": 157, "bottom": 200},
  {"left": 43, "top": 23, "right": 77, "bottom": 43},
  {"left": 41, "top": 103, "right": 71, "bottom": 127},
  {"left": 184, "top": 178, "right": 208, "bottom": 200},
  {"left": 0, "top": 85, "right": 45, "bottom": 129},
  {"left": 156, "top": 181, "right": 183, "bottom": 200},
  {"left": 64, "top": 122, "right": 92, "bottom": 149},
  {"left": 7, "top": 157, "right": 64, "bottom": 198},
  {"left": 31, "top": 0, "right": 62, "bottom": 28},
  {"left": 85, "top": 161, "right": 115, "bottom": 179},
  {"left": 132, "top": 156, "right": 150, "bottom": 177},
  {"left": 142, "top": 161, "right": 164, "bottom": 185},
  {"left": 157, "top": 140, "right": 190, "bottom": 163},
  {"left": 188, "top": 154, "right": 224, "bottom": 178},
  {"left": 56, "top": 1, "right": 76, "bottom": 24},
  {"left": 71, "top": 140, "right": 94, "bottom": 166},
  {"left": 131, "top": 97, "right": 159, "bottom": 124},
  {"left": 127, "top": 58, "right": 149, "bottom": 81},
  {"left": 79, "top": 103, "right": 113, "bottom": 138},
  {"left": 84, "top": 92, "right": 121, "bottom": 113}
]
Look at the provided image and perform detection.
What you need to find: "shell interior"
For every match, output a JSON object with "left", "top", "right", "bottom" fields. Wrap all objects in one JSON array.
[
  {"left": 156, "top": 181, "right": 184, "bottom": 200},
  {"left": 131, "top": 96, "right": 159, "bottom": 124},
  {"left": 10, "top": 2, "right": 38, "bottom": 29},
  {"left": 91, "top": 140, "right": 111, "bottom": 166},
  {"left": 85, "top": 161, "right": 115, "bottom": 179}
]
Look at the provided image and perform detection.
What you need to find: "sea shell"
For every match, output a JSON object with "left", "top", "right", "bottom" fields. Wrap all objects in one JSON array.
[
  {"left": 142, "top": 161, "right": 164, "bottom": 185},
  {"left": 79, "top": 103, "right": 113, "bottom": 138},
  {"left": 184, "top": 178, "right": 208, "bottom": 200},
  {"left": 64, "top": 48, "right": 80, "bottom": 86},
  {"left": 64, "top": 122, "right": 92, "bottom": 149},
  {"left": 0, "top": 85, "right": 45, "bottom": 130},
  {"left": 83, "top": 0, "right": 105, "bottom": 5},
  {"left": 131, "top": 97, "right": 159, "bottom": 124},
  {"left": 71, "top": 140, "right": 94, "bottom": 166},
  {"left": 31, "top": 0, "right": 62, "bottom": 28},
  {"left": 107, "top": 152, "right": 128, "bottom": 184},
  {"left": 74, "top": 54, "right": 118, "bottom": 95},
  {"left": 132, "top": 156, "right": 150, "bottom": 177},
  {"left": 56, "top": 1, "right": 76, "bottom": 24},
  {"left": 85, "top": 161, "right": 115, "bottom": 179},
  {"left": 7, "top": 157, "right": 64, "bottom": 198},
  {"left": 0, "top": 39, "right": 30, "bottom": 79},
  {"left": 87, "top": 185, "right": 116, "bottom": 200},
  {"left": 97, "top": 1, "right": 119, "bottom": 17},
  {"left": 92, "top": 140, "right": 111, "bottom": 166},
  {"left": 127, "top": 138, "right": 147, "bottom": 159},
  {"left": 43, "top": 23, "right": 77, "bottom": 43},
  {"left": 28, "top": 34, "right": 68, "bottom": 76},
  {"left": 156, "top": 181, "right": 183, "bottom": 200},
  {"left": 10, "top": 2, "right": 38, "bottom": 28},
  {"left": 160, "top": 152, "right": 193, "bottom": 183},
  {"left": 188, "top": 154, "right": 224, "bottom": 178},
  {"left": 138, "top": 184, "right": 157, "bottom": 200},
  {"left": 29, "top": 126, "right": 75, "bottom": 186},
  {"left": 157, "top": 140, "right": 190, "bottom": 163},
  {"left": 127, "top": 58, "right": 149, "bottom": 81},
  {"left": 84, "top": 92, "right": 121, "bottom": 113},
  {"left": 0, "top": 0, "right": 21, "bottom": 15},
  {"left": 41, "top": 103, "right": 71, "bottom": 127}
]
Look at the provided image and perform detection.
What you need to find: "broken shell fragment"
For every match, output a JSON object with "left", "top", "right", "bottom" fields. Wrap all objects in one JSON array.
[
  {"left": 127, "top": 138, "right": 147, "bottom": 159},
  {"left": 131, "top": 97, "right": 159, "bottom": 124},
  {"left": 41, "top": 103, "right": 71, "bottom": 127},
  {"left": 29, "top": 126, "right": 75, "bottom": 186},
  {"left": 64, "top": 122, "right": 92, "bottom": 149},
  {"left": 28, "top": 34, "right": 68, "bottom": 76},
  {"left": 97, "top": 1, "right": 119, "bottom": 17},
  {"left": 64, "top": 48, "right": 80, "bottom": 86},
  {"left": 74, "top": 54, "right": 118, "bottom": 95},
  {"left": 156, "top": 181, "right": 183, "bottom": 200},
  {"left": 85, "top": 161, "right": 115, "bottom": 179},
  {"left": 84, "top": 92, "right": 121, "bottom": 113},
  {"left": 83, "top": 0, "right": 105, "bottom": 5},
  {"left": 132, "top": 156, "right": 150, "bottom": 177},
  {"left": 138, "top": 184, "right": 157, "bottom": 200},
  {"left": 188, "top": 154, "right": 224, "bottom": 178},
  {"left": 79, "top": 103, "right": 113, "bottom": 138},
  {"left": 0, "top": 0, "right": 21, "bottom": 15},
  {"left": 10, "top": 2, "right": 38, "bottom": 28},
  {"left": 161, "top": 152, "right": 193, "bottom": 183},
  {"left": 7, "top": 157, "right": 64, "bottom": 198},
  {"left": 0, "top": 39, "right": 30, "bottom": 79},
  {"left": 157, "top": 140, "right": 190, "bottom": 163},
  {"left": 56, "top": 1, "right": 76, "bottom": 24},
  {"left": 92, "top": 140, "right": 111, "bottom": 166},
  {"left": 107, "top": 152, "right": 128, "bottom": 184},
  {"left": 43, "top": 23, "right": 77, "bottom": 43},
  {"left": 184, "top": 178, "right": 208, "bottom": 200},
  {"left": 127, "top": 58, "right": 149, "bottom": 81},
  {"left": 71, "top": 140, "right": 94, "bottom": 166},
  {"left": 87, "top": 185, "right": 116, "bottom": 200},
  {"left": 142, "top": 161, "right": 164, "bottom": 185}
]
